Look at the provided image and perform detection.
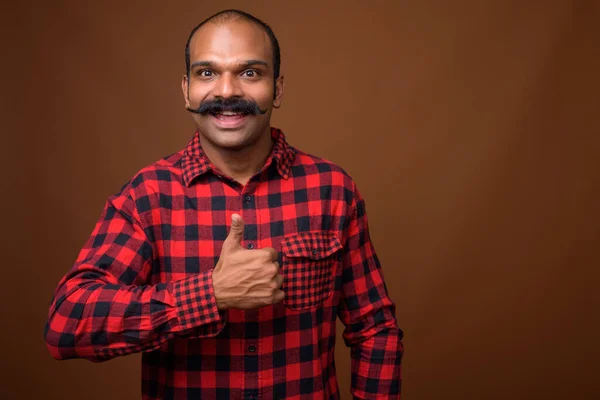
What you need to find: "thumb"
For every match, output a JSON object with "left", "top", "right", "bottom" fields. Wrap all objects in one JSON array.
[{"left": 223, "top": 213, "right": 245, "bottom": 250}]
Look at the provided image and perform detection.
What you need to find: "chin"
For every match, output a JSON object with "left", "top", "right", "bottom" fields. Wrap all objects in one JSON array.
[{"left": 202, "top": 128, "right": 258, "bottom": 151}]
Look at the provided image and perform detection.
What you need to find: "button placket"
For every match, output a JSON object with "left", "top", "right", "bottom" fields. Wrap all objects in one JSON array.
[{"left": 241, "top": 191, "right": 256, "bottom": 251}]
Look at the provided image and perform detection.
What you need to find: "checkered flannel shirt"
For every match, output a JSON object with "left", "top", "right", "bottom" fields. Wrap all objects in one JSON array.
[{"left": 45, "top": 128, "right": 403, "bottom": 399}]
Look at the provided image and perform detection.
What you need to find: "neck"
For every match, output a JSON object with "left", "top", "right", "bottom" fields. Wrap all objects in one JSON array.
[{"left": 199, "top": 129, "right": 274, "bottom": 186}]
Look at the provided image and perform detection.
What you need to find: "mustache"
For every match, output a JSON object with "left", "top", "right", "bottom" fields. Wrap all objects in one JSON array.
[{"left": 186, "top": 98, "right": 268, "bottom": 115}]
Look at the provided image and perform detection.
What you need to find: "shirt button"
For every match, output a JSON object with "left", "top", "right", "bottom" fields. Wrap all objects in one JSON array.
[
  {"left": 248, "top": 345, "right": 256, "bottom": 353},
  {"left": 312, "top": 249, "right": 318, "bottom": 255},
  {"left": 247, "top": 243, "right": 254, "bottom": 249},
  {"left": 244, "top": 195, "right": 253, "bottom": 203}
]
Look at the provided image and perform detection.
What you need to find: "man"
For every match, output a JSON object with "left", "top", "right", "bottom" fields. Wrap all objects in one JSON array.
[{"left": 44, "top": 9, "right": 403, "bottom": 399}]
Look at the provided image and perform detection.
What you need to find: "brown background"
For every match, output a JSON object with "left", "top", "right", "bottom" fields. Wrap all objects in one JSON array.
[{"left": 1, "top": 0, "right": 598, "bottom": 399}]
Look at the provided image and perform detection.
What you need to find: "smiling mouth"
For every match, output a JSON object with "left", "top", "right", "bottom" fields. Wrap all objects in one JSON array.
[{"left": 210, "top": 111, "right": 250, "bottom": 120}]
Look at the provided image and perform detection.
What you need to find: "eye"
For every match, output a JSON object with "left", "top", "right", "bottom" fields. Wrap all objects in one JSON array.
[
  {"left": 243, "top": 69, "right": 259, "bottom": 77},
  {"left": 197, "top": 69, "right": 213, "bottom": 77}
]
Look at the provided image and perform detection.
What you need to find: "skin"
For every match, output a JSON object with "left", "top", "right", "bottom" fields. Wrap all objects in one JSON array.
[
  {"left": 181, "top": 19, "right": 285, "bottom": 309},
  {"left": 212, "top": 214, "right": 285, "bottom": 310},
  {"left": 181, "top": 20, "right": 285, "bottom": 185}
]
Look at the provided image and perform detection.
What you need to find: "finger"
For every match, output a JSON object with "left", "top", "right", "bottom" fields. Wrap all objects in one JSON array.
[
  {"left": 223, "top": 214, "right": 245, "bottom": 251},
  {"left": 272, "top": 273, "right": 283, "bottom": 289},
  {"left": 272, "top": 290, "right": 285, "bottom": 304},
  {"left": 262, "top": 247, "right": 279, "bottom": 261},
  {"left": 265, "top": 261, "right": 279, "bottom": 279}
]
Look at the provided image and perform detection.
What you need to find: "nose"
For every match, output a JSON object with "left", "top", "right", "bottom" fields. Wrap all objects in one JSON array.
[{"left": 212, "top": 72, "right": 243, "bottom": 99}]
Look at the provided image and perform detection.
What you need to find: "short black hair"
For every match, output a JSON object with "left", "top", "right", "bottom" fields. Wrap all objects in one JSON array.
[{"left": 184, "top": 9, "right": 281, "bottom": 81}]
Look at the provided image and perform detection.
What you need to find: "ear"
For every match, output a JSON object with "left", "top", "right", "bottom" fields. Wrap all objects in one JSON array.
[
  {"left": 181, "top": 74, "right": 191, "bottom": 108},
  {"left": 272, "top": 75, "right": 285, "bottom": 109}
]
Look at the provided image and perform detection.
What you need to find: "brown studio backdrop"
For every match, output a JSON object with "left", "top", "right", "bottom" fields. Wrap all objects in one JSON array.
[{"left": 1, "top": 0, "right": 598, "bottom": 399}]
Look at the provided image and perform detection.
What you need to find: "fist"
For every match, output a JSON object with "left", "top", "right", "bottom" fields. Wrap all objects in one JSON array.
[{"left": 212, "top": 214, "right": 285, "bottom": 310}]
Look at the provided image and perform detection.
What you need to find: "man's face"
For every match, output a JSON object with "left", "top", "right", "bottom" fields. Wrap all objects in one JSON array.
[{"left": 182, "top": 21, "right": 284, "bottom": 151}]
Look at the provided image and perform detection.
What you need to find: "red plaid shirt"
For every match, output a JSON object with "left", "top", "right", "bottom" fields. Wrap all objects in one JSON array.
[{"left": 45, "top": 128, "right": 403, "bottom": 399}]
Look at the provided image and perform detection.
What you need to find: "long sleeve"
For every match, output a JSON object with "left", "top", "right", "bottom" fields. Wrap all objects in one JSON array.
[
  {"left": 338, "top": 184, "right": 404, "bottom": 399},
  {"left": 44, "top": 185, "right": 225, "bottom": 362}
]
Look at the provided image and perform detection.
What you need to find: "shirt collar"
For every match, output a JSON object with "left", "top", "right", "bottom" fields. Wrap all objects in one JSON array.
[{"left": 180, "top": 127, "right": 295, "bottom": 187}]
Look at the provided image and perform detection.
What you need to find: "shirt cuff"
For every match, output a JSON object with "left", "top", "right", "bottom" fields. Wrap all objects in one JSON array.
[{"left": 172, "top": 271, "right": 225, "bottom": 335}]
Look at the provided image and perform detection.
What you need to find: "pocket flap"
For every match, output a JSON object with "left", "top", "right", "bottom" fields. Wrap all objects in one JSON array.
[{"left": 281, "top": 231, "right": 342, "bottom": 260}]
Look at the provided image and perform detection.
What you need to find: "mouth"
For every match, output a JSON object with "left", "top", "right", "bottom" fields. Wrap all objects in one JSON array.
[
  {"left": 209, "top": 111, "right": 250, "bottom": 129},
  {"left": 211, "top": 110, "right": 249, "bottom": 119}
]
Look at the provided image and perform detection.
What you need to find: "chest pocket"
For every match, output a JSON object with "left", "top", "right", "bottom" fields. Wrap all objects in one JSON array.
[{"left": 280, "top": 231, "right": 343, "bottom": 310}]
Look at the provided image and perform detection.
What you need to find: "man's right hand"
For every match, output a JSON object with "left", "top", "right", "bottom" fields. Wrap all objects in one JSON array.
[{"left": 212, "top": 214, "right": 284, "bottom": 310}]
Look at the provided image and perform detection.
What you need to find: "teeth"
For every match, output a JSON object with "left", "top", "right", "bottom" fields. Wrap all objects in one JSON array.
[{"left": 220, "top": 111, "right": 241, "bottom": 116}]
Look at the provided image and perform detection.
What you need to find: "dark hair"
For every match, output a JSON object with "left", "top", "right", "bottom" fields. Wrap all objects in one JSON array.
[{"left": 184, "top": 9, "right": 281, "bottom": 81}]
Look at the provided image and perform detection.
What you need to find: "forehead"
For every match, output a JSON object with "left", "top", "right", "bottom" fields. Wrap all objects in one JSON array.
[{"left": 189, "top": 21, "right": 272, "bottom": 65}]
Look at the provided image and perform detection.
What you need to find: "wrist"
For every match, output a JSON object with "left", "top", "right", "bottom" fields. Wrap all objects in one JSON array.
[{"left": 211, "top": 269, "right": 228, "bottom": 310}]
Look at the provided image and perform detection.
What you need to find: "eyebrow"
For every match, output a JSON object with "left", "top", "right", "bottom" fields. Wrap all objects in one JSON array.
[{"left": 190, "top": 59, "right": 270, "bottom": 70}]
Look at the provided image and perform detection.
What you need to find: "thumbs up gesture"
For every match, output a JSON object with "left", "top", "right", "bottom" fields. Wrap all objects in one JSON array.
[{"left": 212, "top": 214, "right": 285, "bottom": 310}]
